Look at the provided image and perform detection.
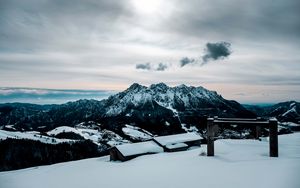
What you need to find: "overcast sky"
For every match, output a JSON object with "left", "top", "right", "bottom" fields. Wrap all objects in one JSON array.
[{"left": 0, "top": 0, "right": 300, "bottom": 103}]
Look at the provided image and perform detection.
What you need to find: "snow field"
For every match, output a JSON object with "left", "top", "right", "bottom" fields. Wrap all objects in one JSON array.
[{"left": 1, "top": 133, "right": 299, "bottom": 188}]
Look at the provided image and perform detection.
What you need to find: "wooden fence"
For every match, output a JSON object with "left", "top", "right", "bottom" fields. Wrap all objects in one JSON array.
[{"left": 206, "top": 117, "right": 278, "bottom": 157}]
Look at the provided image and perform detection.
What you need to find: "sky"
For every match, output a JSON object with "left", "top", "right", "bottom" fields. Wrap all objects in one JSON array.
[{"left": 0, "top": 0, "right": 300, "bottom": 104}]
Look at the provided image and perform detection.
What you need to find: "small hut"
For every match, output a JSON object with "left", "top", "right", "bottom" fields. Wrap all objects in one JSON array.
[
  {"left": 153, "top": 132, "right": 202, "bottom": 152},
  {"left": 110, "top": 141, "right": 163, "bottom": 161}
]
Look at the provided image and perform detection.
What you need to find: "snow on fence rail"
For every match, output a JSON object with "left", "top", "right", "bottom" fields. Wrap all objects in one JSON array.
[{"left": 206, "top": 117, "right": 278, "bottom": 157}]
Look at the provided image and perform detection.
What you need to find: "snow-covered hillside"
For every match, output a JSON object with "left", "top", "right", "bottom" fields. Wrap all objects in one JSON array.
[
  {"left": 0, "top": 123, "right": 130, "bottom": 147},
  {"left": 1, "top": 133, "right": 299, "bottom": 188},
  {"left": 246, "top": 101, "right": 300, "bottom": 124},
  {"left": 47, "top": 126, "right": 130, "bottom": 146},
  {"left": 122, "top": 124, "right": 153, "bottom": 141},
  {"left": 0, "top": 130, "right": 74, "bottom": 144}
]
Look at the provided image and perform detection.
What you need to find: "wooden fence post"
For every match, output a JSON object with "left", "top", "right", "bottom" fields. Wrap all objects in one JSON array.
[
  {"left": 207, "top": 118, "right": 215, "bottom": 156},
  {"left": 269, "top": 119, "right": 278, "bottom": 157},
  {"left": 255, "top": 126, "right": 261, "bottom": 139},
  {"left": 255, "top": 117, "right": 262, "bottom": 139}
]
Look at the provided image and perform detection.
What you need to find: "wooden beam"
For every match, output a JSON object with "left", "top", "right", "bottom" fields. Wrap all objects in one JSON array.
[
  {"left": 109, "top": 148, "right": 117, "bottom": 161},
  {"left": 255, "top": 125, "right": 262, "bottom": 139},
  {"left": 269, "top": 119, "right": 278, "bottom": 157},
  {"left": 216, "top": 118, "right": 260, "bottom": 121},
  {"left": 213, "top": 120, "right": 269, "bottom": 125},
  {"left": 207, "top": 118, "right": 215, "bottom": 156}
]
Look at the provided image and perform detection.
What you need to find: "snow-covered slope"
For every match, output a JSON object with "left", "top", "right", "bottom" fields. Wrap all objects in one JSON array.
[
  {"left": 122, "top": 124, "right": 153, "bottom": 141},
  {"left": 1, "top": 133, "right": 299, "bottom": 188},
  {"left": 0, "top": 130, "right": 74, "bottom": 144},
  {"left": 246, "top": 101, "right": 300, "bottom": 124},
  {"left": 47, "top": 125, "right": 130, "bottom": 146},
  {"left": 0, "top": 123, "right": 130, "bottom": 146}
]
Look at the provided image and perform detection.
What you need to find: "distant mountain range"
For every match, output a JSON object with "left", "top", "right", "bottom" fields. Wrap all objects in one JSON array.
[
  {"left": 0, "top": 83, "right": 256, "bottom": 135},
  {"left": 1, "top": 83, "right": 299, "bottom": 135}
]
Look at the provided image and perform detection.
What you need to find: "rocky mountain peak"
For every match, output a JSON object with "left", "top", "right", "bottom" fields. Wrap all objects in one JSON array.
[
  {"left": 149, "top": 82, "right": 168, "bottom": 89},
  {"left": 127, "top": 83, "right": 146, "bottom": 92},
  {"left": 103, "top": 82, "right": 254, "bottom": 118}
]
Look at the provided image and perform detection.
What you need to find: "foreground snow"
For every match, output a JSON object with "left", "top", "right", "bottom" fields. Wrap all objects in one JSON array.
[{"left": 1, "top": 133, "right": 300, "bottom": 188}]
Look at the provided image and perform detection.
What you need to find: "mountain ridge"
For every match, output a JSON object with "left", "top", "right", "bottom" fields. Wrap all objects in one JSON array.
[
  {"left": 244, "top": 101, "right": 300, "bottom": 123},
  {"left": 2, "top": 83, "right": 298, "bottom": 133}
]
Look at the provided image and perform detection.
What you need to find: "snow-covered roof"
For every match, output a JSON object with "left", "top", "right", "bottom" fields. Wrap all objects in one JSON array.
[
  {"left": 116, "top": 141, "right": 163, "bottom": 157},
  {"left": 166, "top": 143, "right": 188, "bottom": 150},
  {"left": 153, "top": 132, "right": 202, "bottom": 146}
]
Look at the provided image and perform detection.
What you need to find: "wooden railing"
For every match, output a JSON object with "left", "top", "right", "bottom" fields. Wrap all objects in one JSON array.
[{"left": 206, "top": 117, "right": 278, "bottom": 157}]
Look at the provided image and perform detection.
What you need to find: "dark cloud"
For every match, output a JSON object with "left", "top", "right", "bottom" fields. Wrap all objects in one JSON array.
[
  {"left": 202, "top": 42, "right": 232, "bottom": 63},
  {"left": 136, "top": 62, "right": 169, "bottom": 71},
  {"left": 156, "top": 63, "right": 168, "bottom": 71},
  {"left": 178, "top": 42, "right": 231, "bottom": 67},
  {"left": 136, "top": 63, "right": 151, "bottom": 70},
  {"left": 0, "top": 0, "right": 131, "bottom": 51},
  {"left": 180, "top": 57, "right": 195, "bottom": 67}
]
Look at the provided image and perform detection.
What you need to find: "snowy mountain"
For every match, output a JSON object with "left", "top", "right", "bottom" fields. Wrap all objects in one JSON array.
[
  {"left": 245, "top": 101, "right": 300, "bottom": 124},
  {"left": 101, "top": 83, "right": 255, "bottom": 135},
  {"left": 104, "top": 83, "right": 253, "bottom": 117},
  {"left": 266, "top": 101, "right": 300, "bottom": 123}
]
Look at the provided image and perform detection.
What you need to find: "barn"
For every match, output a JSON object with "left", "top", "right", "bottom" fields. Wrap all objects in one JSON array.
[
  {"left": 110, "top": 141, "right": 164, "bottom": 161},
  {"left": 152, "top": 132, "right": 202, "bottom": 152}
]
